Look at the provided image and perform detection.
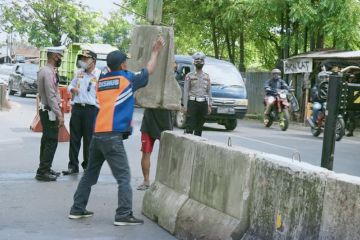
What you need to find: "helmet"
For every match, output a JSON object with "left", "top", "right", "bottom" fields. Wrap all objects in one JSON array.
[
  {"left": 271, "top": 68, "right": 281, "bottom": 74},
  {"left": 317, "top": 71, "right": 330, "bottom": 83},
  {"left": 192, "top": 52, "right": 206, "bottom": 61}
]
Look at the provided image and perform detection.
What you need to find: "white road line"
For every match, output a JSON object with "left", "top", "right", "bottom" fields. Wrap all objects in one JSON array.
[{"left": 226, "top": 134, "right": 299, "bottom": 152}]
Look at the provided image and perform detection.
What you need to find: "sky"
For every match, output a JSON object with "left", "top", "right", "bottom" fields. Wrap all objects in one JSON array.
[{"left": 0, "top": 0, "right": 124, "bottom": 43}]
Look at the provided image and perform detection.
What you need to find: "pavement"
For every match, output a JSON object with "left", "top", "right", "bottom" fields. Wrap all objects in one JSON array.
[{"left": 0, "top": 96, "right": 175, "bottom": 240}]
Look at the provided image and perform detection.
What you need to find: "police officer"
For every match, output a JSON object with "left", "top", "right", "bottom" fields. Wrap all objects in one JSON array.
[
  {"left": 36, "top": 48, "right": 64, "bottom": 182},
  {"left": 182, "top": 52, "right": 212, "bottom": 136},
  {"left": 63, "top": 50, "right": 101, "bottom": 175}
]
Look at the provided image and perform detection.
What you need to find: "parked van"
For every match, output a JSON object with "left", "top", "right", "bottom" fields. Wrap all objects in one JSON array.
[{"left": 174, "top": 55, "right": 248, "bottom": 130}]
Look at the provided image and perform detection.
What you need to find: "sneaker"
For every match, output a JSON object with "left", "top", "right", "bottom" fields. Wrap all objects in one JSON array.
[
  {"left": 35, "top": 173, "right": 57, "bottom": 182},
  {"left": 62, "top": 168, "right": 79, "bottom": 176},
  {"left": 68, "top": 210, "right": 94, "bottom": 219},
  {"left": 114, "top": 213, "right": 144, "bottom": 226},
  {"left": 136, "top": 183, "right": 150, "bottom": 191},
  {"left": 50, "top": 169, "right": 61, "bottom": 177}
]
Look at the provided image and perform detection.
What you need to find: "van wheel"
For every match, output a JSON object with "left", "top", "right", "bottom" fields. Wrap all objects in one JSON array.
[
  {"left": 225, "top": 119, "right": 237, "bottom": 131},
  {"left": 175, "top": 111, "right": 186, "bottom": 129}
]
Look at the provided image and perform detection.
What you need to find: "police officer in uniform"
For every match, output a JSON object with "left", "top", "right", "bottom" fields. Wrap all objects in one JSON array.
[
  {"left": 36, "top": 48, "right": 64, "bottom": 182},
  {"left": 63, "top": 50, "right": 101, "bottom": 175},
  {"left": 183, "top": 52, "right": 212, "bottom": 136}
]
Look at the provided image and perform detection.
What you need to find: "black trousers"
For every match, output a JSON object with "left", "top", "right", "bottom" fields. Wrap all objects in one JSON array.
[
  {"left": 185, "top": 100, "right": 208, "bottom": 136},
  {"left": 68, "top": 105, "right": 97, "bottom": 171},
  {"left": 37, "top": 110, "right": 59, "bottom": 175}
]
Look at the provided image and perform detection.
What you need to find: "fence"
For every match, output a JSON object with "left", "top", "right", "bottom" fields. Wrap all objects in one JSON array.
[{"left": 243, "top": 72, "right": 271, "bottom": 115}]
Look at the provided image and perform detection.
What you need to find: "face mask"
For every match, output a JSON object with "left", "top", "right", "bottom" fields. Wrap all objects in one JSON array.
[
  {"left": 195, "top": 63, "right": 204, "bottom": 70},
  {"left": 273, "top": 74, "right": 280, "bottom": 80},
  {"left": 77, "top": 60, "right": 89, "bottom": 70},
  {"left": 55, "top": 58, "right": 62, "bottom": 68}
]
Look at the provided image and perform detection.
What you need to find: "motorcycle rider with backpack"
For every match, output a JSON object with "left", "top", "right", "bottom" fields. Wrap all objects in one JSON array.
[{"left": 308, "top": 71, "right": 329, "bottom": 128}]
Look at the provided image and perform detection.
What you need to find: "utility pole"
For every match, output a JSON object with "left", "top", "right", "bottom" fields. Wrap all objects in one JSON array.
[{"left": 320, "top": 73, "right": 342, "bottom": 170}]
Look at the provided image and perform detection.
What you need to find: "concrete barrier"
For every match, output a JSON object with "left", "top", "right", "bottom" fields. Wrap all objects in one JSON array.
[
  {"left": 319, "top": 174, "right": 360, "bottom": 240},
  {"left": 175, "top": 141, "right": 255, "bottom": 239},
  {"left": 242, "top": 154, "right": 329, "bottom": 240},
  {"left": 142, "top": 132, "right": 198, "bottom": 233},
  {"left": 128, "top": 25, "right": 181, "bottom": 110},
  {"left": 0, "top": 84, "right": 10, "bottom": 111},
  {"left": 143, "top": 132, "right": 360, "bottom": 240}
]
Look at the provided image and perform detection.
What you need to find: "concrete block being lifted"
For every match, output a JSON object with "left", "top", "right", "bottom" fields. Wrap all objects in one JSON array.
[{"left": 128, "top": 25, "right": 181, "bottom": 110}]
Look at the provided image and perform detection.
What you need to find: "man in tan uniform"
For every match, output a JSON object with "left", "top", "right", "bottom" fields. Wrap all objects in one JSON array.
[
  {"left": 36, "top": 48, "right": 64, "bottom": 182},
  {"left": 182, "top": 52, "right": 212, "bottom": 136}
]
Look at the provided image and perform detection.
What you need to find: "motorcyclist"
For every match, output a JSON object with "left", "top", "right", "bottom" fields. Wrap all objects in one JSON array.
[
  {"left": 308, "top": 71, "right": 329, "bottom": 128},
  {"left": 264, "top": 68, "right": 289, "bottom": 124}
]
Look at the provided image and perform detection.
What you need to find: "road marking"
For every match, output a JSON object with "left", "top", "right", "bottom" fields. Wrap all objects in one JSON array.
[{"left": 226, "top": 134, "right": 299, "bottom": 152}]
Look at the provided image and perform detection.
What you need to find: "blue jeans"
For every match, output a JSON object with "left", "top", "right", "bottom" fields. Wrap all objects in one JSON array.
[
  {"left": 70, "top": 132, "right": 132, "bottom": 219},
  {"left": 312, "top": 102, "right": 323, "bottom": 123}
]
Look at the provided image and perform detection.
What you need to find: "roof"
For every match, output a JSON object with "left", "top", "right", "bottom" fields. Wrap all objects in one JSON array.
[
  {"left": 78, "top": 43, "right": 118, "bottom": 55},
  {"left": 175, "top": 55, "right": 234, "bottom": 66},
  {"left": 287, "top": 50, "right": 360, "bottom": 60}
]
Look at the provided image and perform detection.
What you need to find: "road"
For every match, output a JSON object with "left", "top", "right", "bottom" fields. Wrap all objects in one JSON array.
[{"left": 0, "top": 95, "right": 359, "bottom": 239}]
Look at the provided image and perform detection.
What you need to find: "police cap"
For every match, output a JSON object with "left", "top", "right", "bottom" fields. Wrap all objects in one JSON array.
[
  {"left": 79, "top": 49, "right": 97, "bottom": 60},
  {"left": 47, "top": 47, "right": 64, "bottom": 57},
  {"left": 192, "top": 52, "right": 206, "bottom": 60}
]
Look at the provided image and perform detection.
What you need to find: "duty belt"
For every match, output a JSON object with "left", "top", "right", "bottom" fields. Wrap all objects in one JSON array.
[{"left": 189, "top": 96, "right": 206, "bottom": 102}]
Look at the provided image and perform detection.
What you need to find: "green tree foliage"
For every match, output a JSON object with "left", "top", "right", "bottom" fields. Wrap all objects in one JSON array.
[
  {"left": 0, "top": 0, "right": 100, "bottom": 47},
  {"left": 100, "top": 11, "right": 131, "bottom": 52},
  {"left": 124, "top": 0, "right": 360, "bottom": 70}
]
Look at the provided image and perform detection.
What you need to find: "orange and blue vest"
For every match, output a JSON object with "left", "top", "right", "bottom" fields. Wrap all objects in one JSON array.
[{"left": 94, "top": 69, "right": 149, "bottom": 134}]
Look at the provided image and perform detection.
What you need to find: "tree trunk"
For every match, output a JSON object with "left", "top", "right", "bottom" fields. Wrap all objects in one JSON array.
[
  {"left": 284, "top": 3, "right": 290, "bottom": 59},
  {"left": 238, "top": 28, "right": 246, "bottom": 72},
  {"left": 316, "top": 31, "right": 324, "bottom": 49},
  {"left": 210, "top": 18, "right": 219, "bottom": 59},
  {"left": 310, "top": 31, "right": 316, "bottom": 51},
  {"left": 225, "top": 29, "right": 234, "bottom": 63},
  {"left": 303, "top": 26, "right": 308, "bottom": 52}
]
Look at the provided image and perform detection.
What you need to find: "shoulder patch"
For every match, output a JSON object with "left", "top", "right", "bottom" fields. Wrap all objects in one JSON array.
[{"left": 98, "top": 78, "right": 120, "bottom": 91}]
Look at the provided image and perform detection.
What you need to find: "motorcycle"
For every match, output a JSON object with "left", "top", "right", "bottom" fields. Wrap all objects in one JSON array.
[
  {"left": 308, "top": 102, "right": 345, "bottom": 141},
  {"left": 264, "top": 89, "right": 290, "bottom": 131}
]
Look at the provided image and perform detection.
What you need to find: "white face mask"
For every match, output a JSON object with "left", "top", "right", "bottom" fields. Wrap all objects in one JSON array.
[{"left": 77, "top": 60, "right": 90, "bottom": 70}]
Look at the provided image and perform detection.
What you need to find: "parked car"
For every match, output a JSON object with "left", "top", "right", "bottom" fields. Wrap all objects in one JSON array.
[
  {"left": 8, "top": 63, "right": 38, "bottom": 97},
  {"left": 174, "top": 55, "right": 248, "bottom": 131}
]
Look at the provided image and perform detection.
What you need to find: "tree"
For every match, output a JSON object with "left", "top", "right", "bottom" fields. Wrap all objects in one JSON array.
[
  {"left": 100, "top": 11, "right": 131, "bottom": 52},
  {"left": 0, "top": 0, "right": 100, "bottom": 47}
]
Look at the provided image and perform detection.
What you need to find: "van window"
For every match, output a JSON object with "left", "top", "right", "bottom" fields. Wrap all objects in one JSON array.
[{"left": 204, "top": 63, "right": 244, "bottom": 87}]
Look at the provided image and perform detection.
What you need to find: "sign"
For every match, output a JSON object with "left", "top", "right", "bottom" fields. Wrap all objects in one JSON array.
[{"left": 284, "top": 58, "right": 313, "bottom": 74}]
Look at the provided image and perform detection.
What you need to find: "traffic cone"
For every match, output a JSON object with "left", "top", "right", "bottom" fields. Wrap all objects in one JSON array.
[
  {"left": 30, "top": 112, "right": 43, "bottom": 132},
  {"left": 58, "top": 125, "right": 70, "bottom": 142},
  {"left": 30, "top": 95, "right": 43, "bottom": 132}
]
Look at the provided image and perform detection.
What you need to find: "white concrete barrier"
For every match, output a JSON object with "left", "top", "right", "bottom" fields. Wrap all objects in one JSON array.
[
  {"left": 0, "top": 84, "right": 10, "bottom": 111},
  {"left": 142, "top": 132, "right": 198, "bottom": 233},
  {"left": 143, "top": 132, "right": 360, "bottom": 240},
  {"left": 319, "top": 174, "right": 360, "bottom": 240}
]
